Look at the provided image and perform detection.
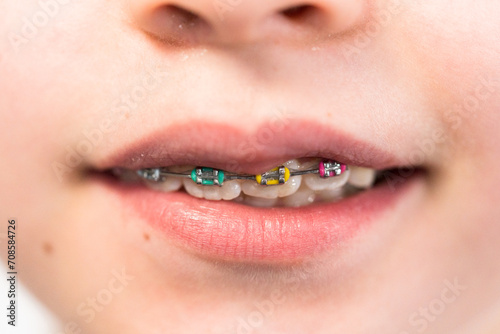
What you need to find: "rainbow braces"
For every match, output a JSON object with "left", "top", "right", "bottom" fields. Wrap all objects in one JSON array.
[{"left": 136, "top": 160, "right": 347, "bottom": 187}]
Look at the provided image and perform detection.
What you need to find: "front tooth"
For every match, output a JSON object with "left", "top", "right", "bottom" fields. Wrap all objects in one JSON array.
[
  {"left": 347, "top": 166, "right": 376, "bottom": 189},
  {"left": 241, "top": 180, "right": 279, "bottom": 199},
  {"left": 278, "top": 176, "right": 301, "bottom": 197},
  {"left": 279, "top": 159, "right": 302, "bottom": 197},
  {"left": 220, "top": 180, "right": 242, "bottom": 200},
  {"left": 303, "top": 169, "right": 350, "bottom": 191},
  {"left": 146, "top": 177, "right": 183, "bottom": 192},
  {"left": 183, "top": 179, "right": 204, "bottom": 199},
  {"left": 241, "top": 160, "right": 302, "bottom": 199},
  {"left": 241, "top": 175, "right": 301, "bottom": 199},
  {"left": 203, "top": 181, "right": 242, "bottom": 200},
  {"left": 202, "top": 186, "right": 223, "bottom": 200},
  {"left": 183, "top": 178, "right": 241, "bottom": 201}
]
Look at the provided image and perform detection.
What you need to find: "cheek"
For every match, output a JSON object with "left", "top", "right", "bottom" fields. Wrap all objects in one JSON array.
[
  {"left": 0, "top": 4, "right": 100, "bottom": 263},
  {"left": 396, "top": 1, "right": 500, "bottom": 156},
  {"left": 0, "top": 3, "right": 119, "bottom": 194},
  {"left": 404, "top": 1, "right": 500, "bottom": 105}
]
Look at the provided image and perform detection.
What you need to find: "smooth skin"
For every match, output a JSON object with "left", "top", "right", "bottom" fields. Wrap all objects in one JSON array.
[{"left": 1, "top": 0, "right": 500, "bottom": 333}]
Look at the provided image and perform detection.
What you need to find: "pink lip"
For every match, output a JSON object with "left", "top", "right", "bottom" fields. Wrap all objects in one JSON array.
[
  {"left": 100, "top": 175, "right": 419, "bottom": 262},
  {"left": 95, "top": 120, "right": 404, "bottom": 174},
  {"left": 92, "top": 120, "right": 421, "bottom": 263}
]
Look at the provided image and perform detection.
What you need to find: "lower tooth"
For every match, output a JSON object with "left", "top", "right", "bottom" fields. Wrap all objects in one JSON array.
[
  {"left": 347, "top": 166, "right": 376, "bottom": 189},
  {"left": 316, "top": 186, "right": 345, "bottom": 202},
  {"left": 303, "top": 168, "right": 350, "bottom": 191},
  {"left": 243, "top": 195, "right": 279, "bottom": 208},
  {"left": 281, "top": 185, "right": 316, "bottom": 207}
]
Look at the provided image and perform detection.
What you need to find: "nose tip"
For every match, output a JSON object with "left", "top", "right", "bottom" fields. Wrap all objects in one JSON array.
[{"left": 130, "top": 0, "right": 368, "bottom": 46}]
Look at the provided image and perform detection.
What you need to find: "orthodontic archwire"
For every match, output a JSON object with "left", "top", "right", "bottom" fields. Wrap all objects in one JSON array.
[{"left": 136, "top": 160, "right": 347, "bottom": 187}]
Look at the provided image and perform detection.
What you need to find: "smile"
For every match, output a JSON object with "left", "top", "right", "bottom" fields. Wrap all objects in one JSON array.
[
  {"left": 91, "top": 120, "right": 426, "bottom": 263},
  {"left": 114, "top": 159, "right": 382, "bottom": 208}
]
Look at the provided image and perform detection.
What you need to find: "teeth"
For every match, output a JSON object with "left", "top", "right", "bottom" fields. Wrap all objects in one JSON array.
[
  {"left": 183, "top": 179, "right": 205, "bottom": 199},
  {"left": 278, "top": 176, "right": 302, "bottom": 197},
  {"left": 316, "top": 186, "right": 345, "bottom": 202},
  {"left": 242, "top": 195, "right": 279, "bottom": 208},
  {"left": 347, "top": 166, "right": 376, "bottom": 189},
  {"left": 278, "top": 159, "right": 302, "bottom": 197},
  {"left": 241, "top": 159, "right": 302, "bottom": 199},
  {"left": 281, "top": 184, "right": 316, "bottom": 207},
  {"left": 241, "top": 175, "right": 302, "bottom": 199},
  {"left": 219, "top": 180, "right": 242, "bottom": 200},
  {"left": 183, "top": 178, "right": 241, "bottom": 200},
  {"left": 241, "top": 180, "right": 279, "bottom": 199},
  {"left": 283, "top": 159, "right": 301, "bottom": 170},
  {"left": 201, "top": 186, "right": 223, "bottom": 201},
  {"left": 112, "top": 168, "right": 141, "bottom": 182},
  {"left": 146, "top": 177, "right": 183, "bottom": 192},
  {"left": 135, "top": 159, "right": 379, "bottom": 207},
  {"left": 303, "top": 168, "right": 350, "bottom": 191}
]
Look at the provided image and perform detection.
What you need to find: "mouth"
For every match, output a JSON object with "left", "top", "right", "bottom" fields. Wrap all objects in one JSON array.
[
  {"left": 90, "top": 120, "right": 426, "bottom": 263},
  {"left": 112, "top": 159, "right": 384, "bottom": 207}
]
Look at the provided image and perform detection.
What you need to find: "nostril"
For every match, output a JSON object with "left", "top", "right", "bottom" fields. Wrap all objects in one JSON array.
[
  {"left": 280, "top": 4, "right": 321, "bottom": 24},
  {"left": 161, "top": 5, "right": 202, "bottom": 29},
  {"left": 144, "top": 5, "right": 211, "bottom": 45}
]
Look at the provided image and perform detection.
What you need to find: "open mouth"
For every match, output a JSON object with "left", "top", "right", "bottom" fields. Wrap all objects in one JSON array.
[
  {"left": 110, "top": 158, "right": 384, "bottom": 208},
  {"left": 90, "top": 120, "right": 426, "bottom": 263}
]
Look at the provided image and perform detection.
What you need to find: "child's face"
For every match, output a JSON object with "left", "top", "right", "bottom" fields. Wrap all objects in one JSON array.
[{"left": 2, "top": 0, "right": 500, "bottom": 333}]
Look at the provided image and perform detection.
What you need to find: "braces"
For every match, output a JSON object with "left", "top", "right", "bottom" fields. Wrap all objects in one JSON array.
[{"left": 137, "top": 160, "right": 347, "bottom": 187}]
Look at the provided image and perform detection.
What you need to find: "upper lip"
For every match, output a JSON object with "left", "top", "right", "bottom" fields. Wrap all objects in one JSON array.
[{"left": 93, "top": 119, "right": 406, "bottom": 174}]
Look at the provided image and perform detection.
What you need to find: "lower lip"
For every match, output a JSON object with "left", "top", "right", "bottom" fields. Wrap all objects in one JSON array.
[{"left": 98, "top": 173, "right": 421, "bottom": 263}]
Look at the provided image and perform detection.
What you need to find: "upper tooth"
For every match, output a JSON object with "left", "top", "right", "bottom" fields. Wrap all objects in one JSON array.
[
  {"left": 241, "top": 160, "right": 302, "bottom": 199},
  {"left": 183, "top": 179, "right": 204, "bottom": 199},
  {"left": 241, "top": 175, "right": 302, "bottom": 199},
  {"left": 183, "top": 178, "right": 241, "bottom": 201},
  {"left": 146, "top": 177, "right": 183, "bottom": 192},
  {"left": 278, "top": 176, "right": 302, "bottom": 197},
  {"left": 347, "top": 166, "right": 376, "bottom": 189},
  {"left": 283, "top": 159, "right": 300, "bottom": 169},
  {"left": 241, "top": 180, "right": 279, "bottom": 199},
  {"left": 201, "top": 186, "right": 224, "bottom": 200},
  {"left": 113, "top": 168, "right": 141, "bottom": 182},
  {"left": 138, "top": 159, "right": 371, "bottom": 205},
  {"left": 303, "top": 168, "right": 350, "bottom": 191},
  {"left": 219, "top": 180, "right": 242, "bottom": 200}
]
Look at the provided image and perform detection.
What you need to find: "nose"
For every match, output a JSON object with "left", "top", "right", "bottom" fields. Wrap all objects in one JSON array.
[{"left": 129, "top": 0, "right": 368, "bottom": 46}]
